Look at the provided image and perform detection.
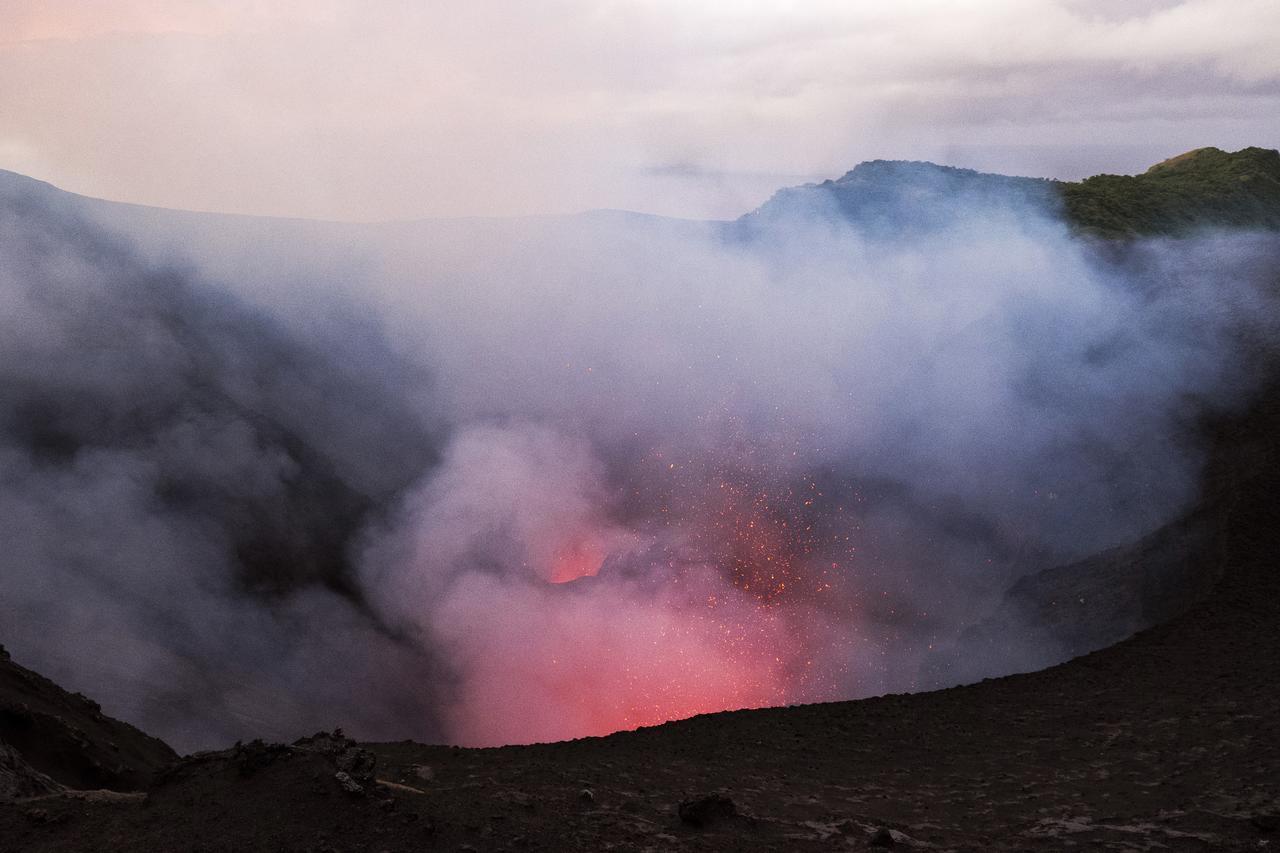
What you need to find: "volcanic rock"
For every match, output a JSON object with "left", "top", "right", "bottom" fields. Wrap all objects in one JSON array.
[
  {"left": 0, "top": 742, "right": 61, "bottom": 801},
  {"left": 868, "top": 826, "right": 896, "bottom": 847},
  {"left": 334, "top": 770, "right": 364, "bottom": 795},
  {"left": 295, "top": 730, "right": 378, "bottom": 793},
  {"left": 1253, "top": 813, "right": 1280, "bottom": 833},
  {"left": 335, "top": 747, "right": 377, "bottom": 785},
  {"left": 677, "top": 794, "right": 737, "bottom": 828},
  {"left": 0, "top": 652, "right": 175, "bottom": 791}
]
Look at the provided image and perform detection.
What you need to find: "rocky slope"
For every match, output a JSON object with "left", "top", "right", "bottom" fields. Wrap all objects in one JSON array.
[{"left": 0, "top": 645, "right": 175, "bottom": 794}]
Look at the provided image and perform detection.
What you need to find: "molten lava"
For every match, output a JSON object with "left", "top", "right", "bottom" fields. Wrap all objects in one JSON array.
[
  {"left": 436, "top": 450, "right": 863, "bottom": 747},
  {"left": 548, "top": 539, "right": 605, "bottom": 583}
]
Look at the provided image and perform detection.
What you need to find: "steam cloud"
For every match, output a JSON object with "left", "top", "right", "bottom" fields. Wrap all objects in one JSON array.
[{"left": 0, "top": 170, "right": 1276, "bottom": 750}]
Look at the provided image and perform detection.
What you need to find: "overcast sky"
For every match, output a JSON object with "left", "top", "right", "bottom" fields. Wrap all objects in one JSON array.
[{"left": 2, "top": 0, "right": 1277, "bottom": 220}]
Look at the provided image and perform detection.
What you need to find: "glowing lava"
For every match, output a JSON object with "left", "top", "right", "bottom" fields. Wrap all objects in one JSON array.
[
  {"left": 433, "top": 452, "right": 862, "bottom": 747},
  {"left": 547, "top": 539, "right": 605, "bottom": 584},
  {"left": 395, "top": 425, "right": 865, "bottom": 747},
  {"left": 434, "top": 568, "right": 802, "bottom": 746}
]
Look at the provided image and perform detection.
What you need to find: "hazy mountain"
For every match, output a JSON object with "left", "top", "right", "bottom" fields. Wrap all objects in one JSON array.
[
  {"left": 738, "top": 159, "right": 1060, "bottom": 236},
  {"left": 740, "top": 146, "right": 1280, "bottom": 239}
]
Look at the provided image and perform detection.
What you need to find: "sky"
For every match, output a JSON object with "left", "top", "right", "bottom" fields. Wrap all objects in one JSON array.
[{"left": 2, "top": 0, "right": 1278, "bottom": 220}]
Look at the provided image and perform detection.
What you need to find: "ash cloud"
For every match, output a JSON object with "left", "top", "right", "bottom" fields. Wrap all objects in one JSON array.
[
  {"left": 0, "top": 176, "right": 445, "bottom": 749},
  {"left": 1, "top": 167, "right": 1277, "bottom": 750}
]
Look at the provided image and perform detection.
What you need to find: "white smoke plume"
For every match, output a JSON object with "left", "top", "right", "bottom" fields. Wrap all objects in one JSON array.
[{"left": 0, "top": 167, "right": 1275, "bottom": 750}]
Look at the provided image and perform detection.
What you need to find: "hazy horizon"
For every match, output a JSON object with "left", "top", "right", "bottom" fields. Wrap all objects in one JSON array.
[
  {"left": 0, "top": 142, "right": 1252, "bottom": 226},
  {"left": 3, "top": 1, "right": 1277, "bottom": 221}
]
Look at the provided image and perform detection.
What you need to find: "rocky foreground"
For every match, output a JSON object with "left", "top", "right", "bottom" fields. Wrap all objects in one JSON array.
[{"left": 2, "top": 394, "right": 1279, "bottom": 852}]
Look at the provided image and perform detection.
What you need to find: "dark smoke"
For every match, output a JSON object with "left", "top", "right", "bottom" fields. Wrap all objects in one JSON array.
[{"left": 0, "top": 173, "right": 446, "bottom": 748}]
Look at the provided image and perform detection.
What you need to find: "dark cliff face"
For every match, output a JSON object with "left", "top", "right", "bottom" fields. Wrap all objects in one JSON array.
[{"left": 0, "top": 644, "right": 176, "bottom": 791}]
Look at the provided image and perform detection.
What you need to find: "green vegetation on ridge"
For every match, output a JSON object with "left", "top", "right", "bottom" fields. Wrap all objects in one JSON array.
[
  {"left": 746, "top": 146, "right": 1280, "bottom": 240},
  {"left": 1060, "top": 146, "right": 1280, "bottom": 238}
]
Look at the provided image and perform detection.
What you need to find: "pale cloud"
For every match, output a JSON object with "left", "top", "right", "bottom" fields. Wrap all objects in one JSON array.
[
  {"left": 0, "top": 1, "right": 1275, "bottom": 219},
  {"left": 2, "top": 0, "right": 340, "bottom": 42}
]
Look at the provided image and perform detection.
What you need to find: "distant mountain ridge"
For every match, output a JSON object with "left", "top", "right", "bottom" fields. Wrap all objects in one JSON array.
[
  {"left": 4, "top": 146, "right": 1279, "bottom": 239},
  {"left": 738, "top": 159, "right": 1059, "bottom": 236},
  {"left": 1062, "top": 146, "right": 1280, "bottom": 237},
  {"left": 743, "top": 146, "right": 1280, "bottom": 238}
]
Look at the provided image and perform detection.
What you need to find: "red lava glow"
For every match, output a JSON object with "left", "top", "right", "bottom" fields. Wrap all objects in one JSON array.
[
  {"left": 436, "top": 570, "right": 806, "bottom": 746},
  {"left": 547, "top": 539, "right": 605, "bottom": 583},
  {"left": 435, "top": 450, "right": 864, "bottom": 747}
]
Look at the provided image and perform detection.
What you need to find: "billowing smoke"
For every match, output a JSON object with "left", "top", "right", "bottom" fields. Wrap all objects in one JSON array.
[
  {"left": 0, "top": 178, "right": 446, "bottom": 747},
  {"left": 0, "top": 168, "right": 1276, "bottom": 750}
]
